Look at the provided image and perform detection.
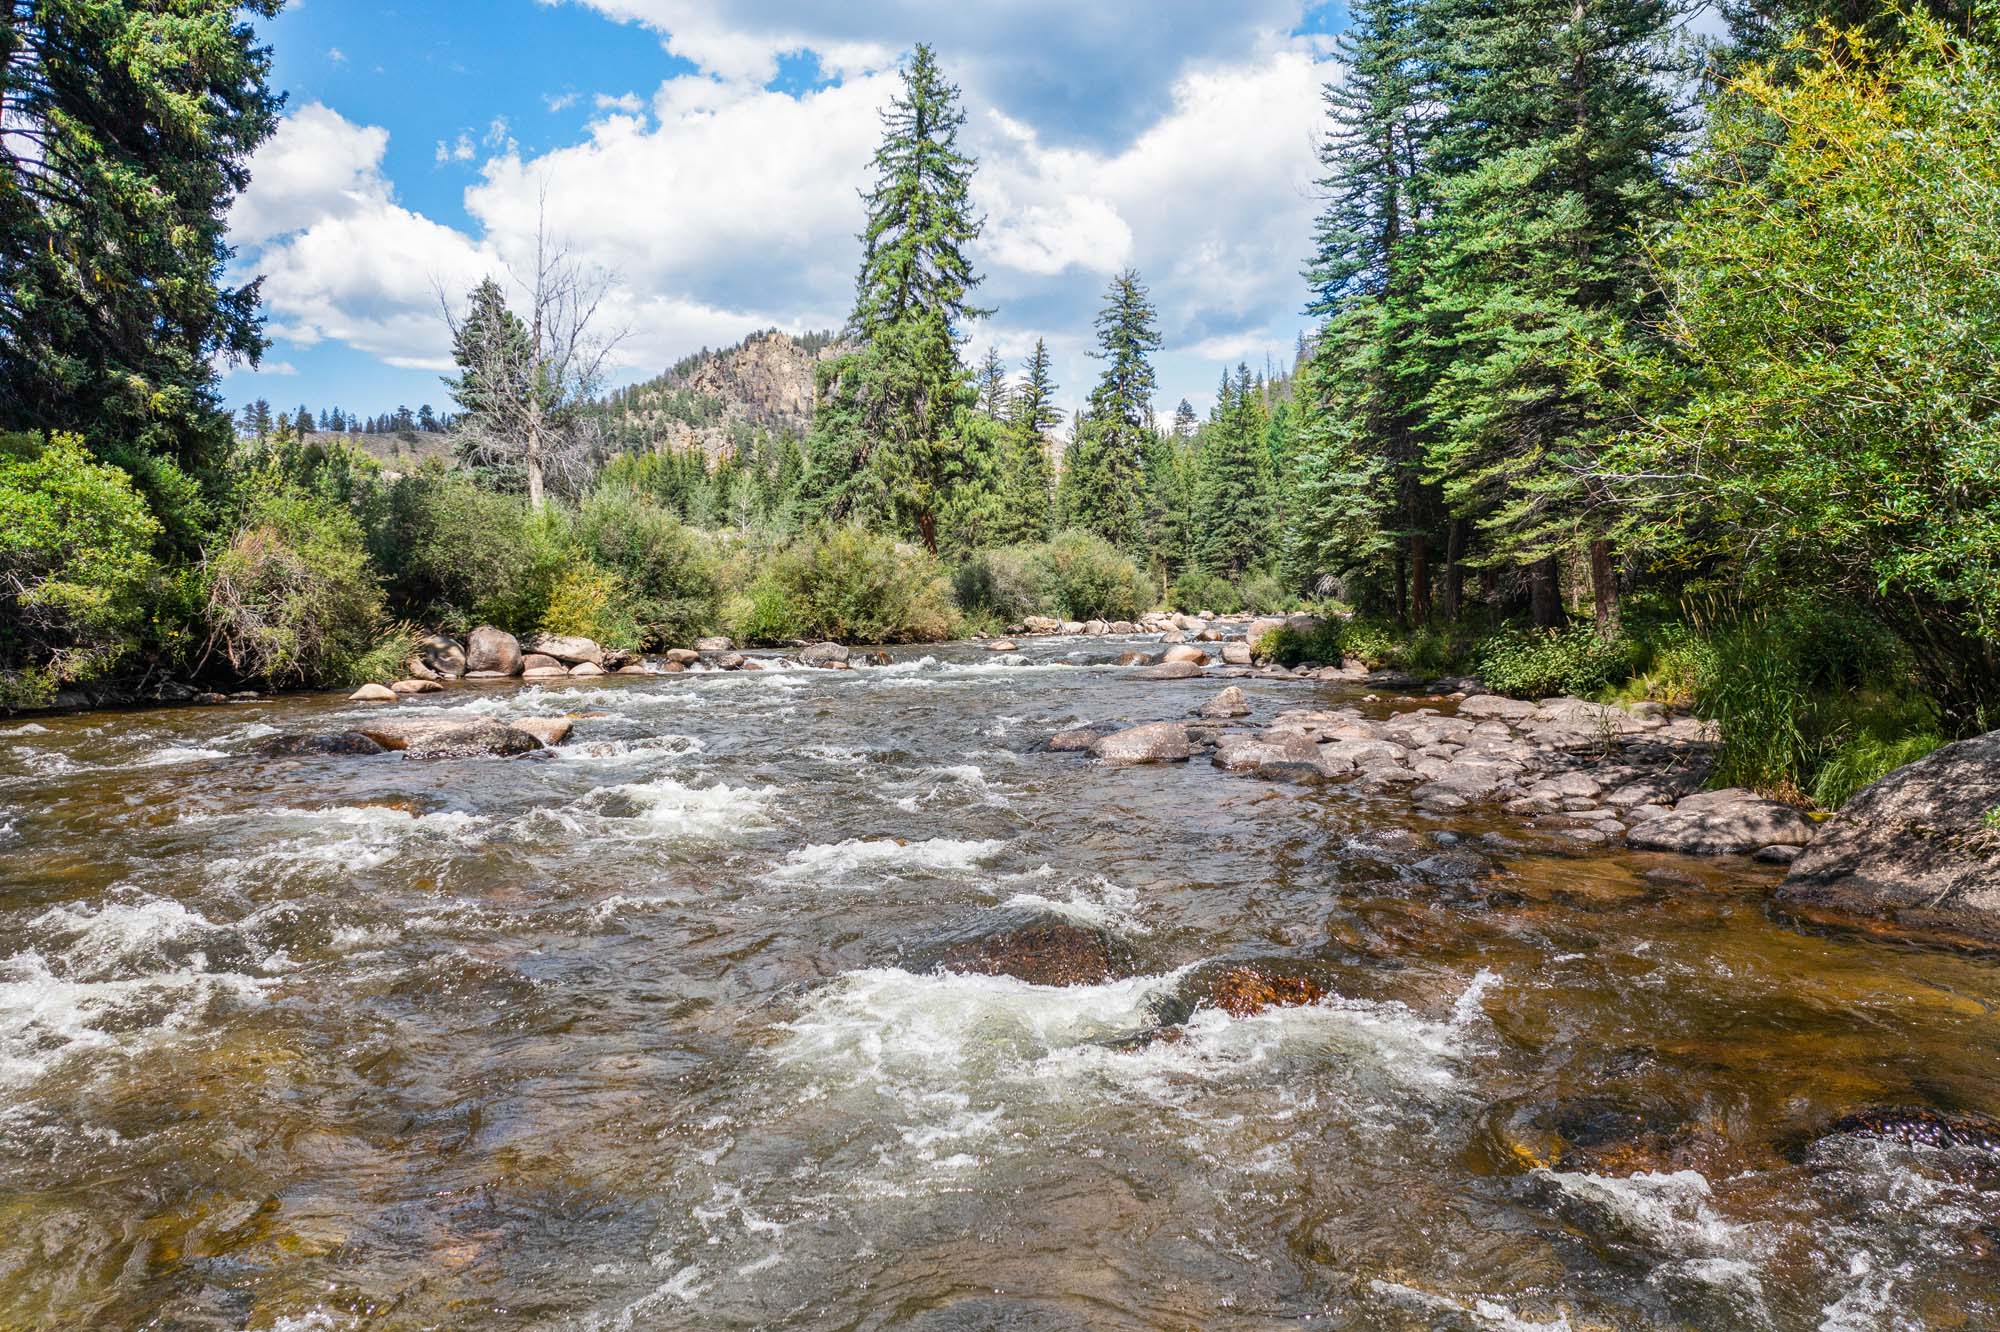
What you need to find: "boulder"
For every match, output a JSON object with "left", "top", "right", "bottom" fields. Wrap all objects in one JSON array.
[
  {"left": 1023, "top": 616, "right": 1061, "bottom": 634},
  {"left": 1161, "top": 960, "right": 1329, "bottom": 1023},
  {"left": 930, "top": 916, "right": 1140, "bottom": 987},
  {"left": 617, "top": 664, "right": 651, "bottom": 676},
  {"left": 523, "top": 666, "right": 569, "bottom": 680},
  {"left": 352, "top": 716, "right": 542, "bottom": 758},
  {"left": 800, "top": 642, "right": 851, "bottom": 669},
  {"left": 464, "top": 625, "right": 523, "bottom": 676},
  {"left": 1212, "top": 732, "right": 1330, "bottom": 779},
  {"left": 415, "top": 633, "right": 467, "bottom": 680},
  {"left": 1161, "top": 645, "right": 1209, "bottom": 666},
  {"left": 665, "top": 648, "right": 701, "bottom": 666},
  {"left": 1776, "top": 731, "right": 2000, "bottom": 942},
  {"left": 249, "top": 731, "right": 388, "bottom": 758},
  {"left": 1625, "top": 788, "right": 1815, "bottom": 857},
  {"left": 1457, "top": 694, "right": 1539, "bottom": 722},
  {"left": 1090, "top": 722, "right": 1192, "bottom": 764},
  {"left": 1050, "top": 726, "right": 1109, "bottom": 752},
  {"left": 713, "top": 652, "right": 748, "bottom": 670},
  {"left": 1200, "top": 686, "right": 1250, "bottom": 719},
  {"left": 862, "top": 650, "right": 894, "bottom": 667},
  {"left": 348, "top": 683, "right": 396, "bottom": 702},
  {"left": 1134, "top": 661, "right": 1203, "bottom": 681},
  {"left": 523, "top": 634, "right": 604, "bottom": 667},
  {"left": 1221, "top": 641, "right": 1253, "bottom": 666},
  {"left": 1246, "top": 614, "right": 1323, "bottom": 647},
  {"left": 695, "top": 636, "right": 733, "bottom": 653},
  {"left": 1084, "top": 619, "right": 1109, "bottom": 636},
  {"left": 521, "top": 653, "right": 564, "bottom": 673},
  {"left": 569, "top": 662, "right": 606, "bottom": 678},
  {"left": 1115, "top": 651, "right": 1150, "bottom": 667},
  {"left": 390, "top": 679, "right": 443, "bottom": 695},
  {"left": 1059, "top": 621, "right": 1085, "bottom": 636},
  {"left": 463, "top": 670, "right": 512, "bottom": 682},
  {"left": 601, "top": 647, "right": 638, "bottom": 671},
  {"left": 510, "top": 717, "right": 574, "bottom": 747},
  {"left": 987, "top": 639, "right": 1020, "bottom": 653}
]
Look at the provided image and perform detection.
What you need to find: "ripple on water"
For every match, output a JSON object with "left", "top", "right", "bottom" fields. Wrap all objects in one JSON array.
[{"left": 772, "top": 836, "right": 1007, "bottom": 881}]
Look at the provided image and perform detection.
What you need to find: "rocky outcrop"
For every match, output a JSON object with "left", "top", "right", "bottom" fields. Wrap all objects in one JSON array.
[
  {"left": 1776, "top": 730, "right": 2000, "bottom": 943},
  {"left": 464, "top": 626, "right": 523, "bottom": 676},
  {"left": 599, "top": 329, "right": 846, "bottom": 463},
  {"left": 1091, "top": 722, "right": 1191, "bottom": 764}
]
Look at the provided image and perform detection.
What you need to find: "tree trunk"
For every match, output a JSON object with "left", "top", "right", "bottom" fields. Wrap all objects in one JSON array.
[
  {"left": 1410, "top": 532, "right": 1432, "bottom": 625},
  {"left": 1394, "top": 549, "right": 1408, "bottom": 626},
  {"left": 525, "top": 408, "right": 546, "bottom": 511},
  {"left": 1530, "top": 556, "right": 1561, "bottom": 629},
  {"left": 918, "top": 511, "right": 937, "bottom": 555},
  {"left": 1443, "top": 520, "right": 1465, "bottom": 623},
  {"left": 1589, "top": 538, "right": 1620, "bottom": 641}
]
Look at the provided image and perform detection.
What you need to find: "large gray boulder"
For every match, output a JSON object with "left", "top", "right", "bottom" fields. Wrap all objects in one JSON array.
[
  {"left": 414, "top": 633, "right": 467, "bottom": 680},
  {"left": 1200, "top": 686, "right": 1250, "bottom": 719},
  {"left": 1134, "top": 660, "right": 1203, "bottom": 681},
  {"left": 1777, "top": 731, "right": 2000, "bottom": 943},
  {"left": 523, "top": 634, "right": 604, "bottom": 667},
  {"left": 351, "top": 716, "right": 546, "bottom": 758},
  {"left": 1212, "top": 732, "right": 1329, "bottom": 778},
  {"left": 1091, "top": 722, "right": 1192, "bottom": 764},
  {"left": 464, "top": 625, "right": 523, "bottom": 676},
  {"left": 800, "top": 642, "right": 851, "bottom": 668},
  {"left": 1626, "top": 788, "right": 1815, "bottom": 856}
]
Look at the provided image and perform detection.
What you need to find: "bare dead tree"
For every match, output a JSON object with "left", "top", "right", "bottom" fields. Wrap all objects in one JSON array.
[{"left": 439, "top": 204, "right": 625, "bottom": 509}]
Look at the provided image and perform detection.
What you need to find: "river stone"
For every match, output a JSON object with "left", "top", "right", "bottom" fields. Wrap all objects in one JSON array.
[
  {"left": 569, "top": 662, "right": 606, "bottom": 678},
  {"left": 400, "top": 719, "right": 545, "bottom": 760},
  {"left": 464, "top": 625, "right": 523, "bottom": 676},
  {"left": 1116, "top": 651, "right": 1150, "bottom": 667},
  {"left": 510, "top": 717, "right": 573, "bottom": 747},
  {"left": 617, "top": 664, "right": 650, "bottom": 675},
  {"left": 348, "top": 683, "right": 396, "bottom": 702},
  {"left": 250, "top": 731, "right": 388, "bottom": 758},
  {"left": 1200, "top": 686, "right": 1250, "bottom": 719},
  {"left": 524, "top": 634, "right": 604, "bottom": 667},
  {"left": 463, "top": 670, "right": 511, "bottom": 681},
  {"left": 1161, "top": 960, "right": 1329, "bottom": 1024},
  {"left": 1134, "top": 661, "right": 1203, "bottom": 681},
  {"left": 1221, "top": 641, "right": 1253, "bottom": 666},
  {"left": 1457, "top": 694, "right": 1539, "bottom": 723},
  {"left": 1084, "top": 619, "right": 1109, "bottom": 636},
  {"left": 800, "top": 642, "right": 851, "bottom": 668},
  {"left": 1091, "top": 722, "right": 1191, "bottom": 764},
  {"left": 523, "top": 667, "right": 569, "bottom": 680},
  {"left": 1626, "top": 788, "right": 1815, "bottom": 856},
  {"left": 987, "top": 639, "right": 1019, "bottom": 652},
  {"left": 521, "top": 653, "right": 563, "bottom": 673},
  {"left": 1049, "top": 727, "right": 1108, "bottom": 753},
  {"left": 695, "top": 636, "right": 733, "bottom": 652},
  {"left": 1776, "top": 730, "right": 2000, "bottom": 942},
  {"left": 1212, "top": 732, "right": 1328, "bottom": 778},
  {"left": 665, "top": 648, "right": 701, "bottom": 666},
  {"left": 414, "top": 633, "right": 467, "bottom": 680},
  {"left": 931, "top": 916, "right": 1139, "bottom": 987},
  {"left": 1161, "top": 644, "right": 1209, "bottom": 666},
  {"left": 390, "top": 678, "right": 443, "bottom": 695}
]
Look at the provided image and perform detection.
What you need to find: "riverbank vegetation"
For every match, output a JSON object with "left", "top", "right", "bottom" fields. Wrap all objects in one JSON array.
[{"left": 2, "top": 1, "right": 1995, "bottom": 811}]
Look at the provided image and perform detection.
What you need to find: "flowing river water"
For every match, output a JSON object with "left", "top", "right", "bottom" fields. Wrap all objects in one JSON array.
[{"left": 1, "top": 637, "right": 1997, "bottom": 1330}]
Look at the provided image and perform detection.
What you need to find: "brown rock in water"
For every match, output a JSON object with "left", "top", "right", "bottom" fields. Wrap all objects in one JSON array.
[
  {"left": 1090, "top": 722, "right": 1191, "bottom": 763},
  {"left": 524, "top": 633, "right": 605, "bottom": 666},
  {"left": 348, "top": 683, "right": 396, "bottom": 702},
  {"left": 1050, "top": 727, "right": 1108, "bottom": 752},
  {"left": 1161, "top": 962, "right": 1330, "bottom": 1023},
  {"left": 353, "top": 717, "right": 543, "bottom": 758},
  {"left": 1778, "top": 729, "right": 2000, "bottom": 944},
  {"left": 464, "top": 625, "right": 523, "bottom": 676},
  {"left": 569, "top": 662, "right": 606, "bottom": 678},
  {"left": 1808, "top": 1105, "right": 2000, "bottom": 1155},
  {"left": 391, "top": 678, "right": 444, "bottom": 695},
  {"left": 1116, "top": 651, "right": 1150, "bottom": 667},
  {"left": 250, "top": 731, "right": 389, "bottom": 758},
  {"left": 862, "top": 650, "right": 894, "bottom": 666},
  {"left": 1474, "top": 1092, "right": 1707, "bottom": 1175},
  {"left": 987, "top": 639, "right": 1019, "bottom": 652},
  {"left": 1199, "top": 686, "right": 1250, "bottom": 719},
  {"left": 1626, "top": 788, "right": 1815, "bottom": 857},
  {"left": 933, "top": 919, "right": 1137, "bottom": 987},
  {"left": 1134, "top": 660, "right": 1203, "bottom": 681},
  {"left": 521, "top": 653, "right": 563, "bottom": 673},
  {"left": 510, "top": 717, "right": 574, "bottom": 747},
  {"left": 1161, "top": 644, "right": 1210, "bottom": 666}
]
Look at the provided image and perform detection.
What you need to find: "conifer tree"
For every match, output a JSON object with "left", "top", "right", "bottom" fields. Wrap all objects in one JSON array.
[
  {"left": 977, "top": 345, "right": 1010, "bottom": 417},
  {"left": 805, "top": 44, "right": 988, "bottom": 551},
  {"left": 1059, "top": 269, "right": 1161, "bottom": 549},
  {"left": 1194, "top": 365, "right": 1275, "bottom": 577},
  {"left": 996, "top": 340, "right": 1060, "bottom": 544}
]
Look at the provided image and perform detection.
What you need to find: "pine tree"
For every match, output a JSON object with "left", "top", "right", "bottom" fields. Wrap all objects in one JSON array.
[
  {"left": 1060, "top": 269, "right": 1161, "bottom": 548},
  {"left": 805, "top": 43, "right": 988, "bottom": 551},
  {"left": 1194, "top": 365, "right": 1275, "bottom": 577},
  {"left": 1417, "top": 0, "right": 1687, "bottom": 635},
  {"left": 977, "top": 345, "right": 1010, "bottom": 417},
  {"left": 295, "top": 404, "right": 314, "bottom": 436},
  {"left": 996, "top": 339, "right": 1061, "bottom": 544},
  {"left": 1172, "top": 399, "right": 1198, "bottom": 439}
]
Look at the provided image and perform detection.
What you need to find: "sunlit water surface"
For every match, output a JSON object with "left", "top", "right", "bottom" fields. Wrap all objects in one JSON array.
[{"left": 1, "top": 638, "right": 1996, "bottom": 1330}]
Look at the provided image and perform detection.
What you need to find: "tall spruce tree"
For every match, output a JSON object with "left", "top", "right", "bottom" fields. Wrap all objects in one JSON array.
[
  {"left": 996, "top": 339, "right": 1060, "bottom": 544},
  {"left": 976, "top": 345, "right": 1010, "bottom": 417},
  {"left": 1291, "top": 0, "right": 1441, "bottom": 621},
  {"left": 805, "top": 43, "right": 988, "bottom": 551},
  {"left": 1059, "top": 269, "right": 1161, "bottom": 549},
  {"left": 1, "top": 0, "right": 284, "bottom": 547},
  {"left": 1417, "top": 0, "right": 1688, "bottom": 635},
  {"left": 1194, "top": 364, "right": 1275, "bottom": 577}
]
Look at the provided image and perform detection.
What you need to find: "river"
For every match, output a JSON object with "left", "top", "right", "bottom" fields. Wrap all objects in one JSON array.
[{"left": 1, "top": 636, "right": 1996, "bottom": 1330}]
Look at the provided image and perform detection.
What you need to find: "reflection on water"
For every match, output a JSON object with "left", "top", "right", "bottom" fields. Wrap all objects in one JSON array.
[{"left": 1, "top": 640, "right": 1996, "bottom": 1330}]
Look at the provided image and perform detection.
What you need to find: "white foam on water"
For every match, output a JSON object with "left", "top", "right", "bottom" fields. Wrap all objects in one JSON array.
[
  {"left": 600, "top": 778, "right": 777, "bottom": 838},
  {"left": 131, "top": 745, "right": 229, "bottom": 767},
  {"left": 773, "top": 837, "right": 1005, "bottom": 880},
  {"left": 995, "top": 871, "right": 1150, "bottom": 934},
  {"left": 193, "top": 803, "right": 491, "bottom": 877},
  {"left": 553, "top": 733, "right": 705, "bottom": 764},
  {"left": 1452, "top": 968, "right": 1502, "bottom": 1025},
  {"left": 1367, "top": 1280, "right": 1574, "bottom": 1330},
  {"left": 1537, "top": 1168, "right": 1758, "bottom": 1259},
  {"left": 28, "top": 895, "right": 228, "bottom": 977},
  {"left": 4, "top": 723, "right": 50, "bottom": 735}
]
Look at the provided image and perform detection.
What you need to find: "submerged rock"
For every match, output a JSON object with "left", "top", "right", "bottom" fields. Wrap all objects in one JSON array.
[
  {"left": 510, "top": 717, "right": 574, "bottom": 747},
  {"left": 1212, "top": 732, "right": 1328, "bottom": 779},
  {"left": 1091, "top": 722, "right": 1191, "bottom": 764},
  {"left": 1806, "top": 1105, "right": 2000, "bottom": 1156},
  {"left": 930, "top": 916, "right": 1139, "bottom": 987},
  {"left": 1048, "top": 727, "right": 1108, "bottom": 752},
  {"left": 1777, "top": 730, "right": 2000, "bottom": 943},
  {"left": 1158, "top": 960, "right": 1330, "bottom": 1024},
  {"left": 352, "top": 717, "right": 544, "bottom": 759}
]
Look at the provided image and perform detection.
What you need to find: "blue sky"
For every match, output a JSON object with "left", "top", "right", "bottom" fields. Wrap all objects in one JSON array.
[{"left": 224, "top": 0, "right": 1350, "bottom": 426}]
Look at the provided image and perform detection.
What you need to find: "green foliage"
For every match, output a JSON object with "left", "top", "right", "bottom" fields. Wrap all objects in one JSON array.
[
  {"left": 349, "top": 621, "right": 425, "bottom": 687},
  {"left": 1030, "top": 530, "right": 1151, "bottom": 622},
  {"left": 539, "top": 563, "right": 640, "bottom": 650},
  {"left": 574, "top": 490, "right": 722, "bottom": 647},
  {"left": 1060, "top": 271, "right": 1161, "bottom": 549},
  {"left": 748, "top": 526, "right": 960, "bottom": 645},
  {"left": 1258, "top": 621, "right": 1347, "bottom": 668},
  {"left": 953, "top": 546, "right": 1042, "bottom": 625},
  {"left": 1476, "top": 625, "right": 1636, "bottom": 699},
  {"left": 1192, "top": 365, "right": 1275, "bottom": 577},
  {"left": 1812, "top": 728, "right": 1946, "bottom": 811},
  {"left": 0, "top": 1, "right": 284, "bottom": 538},
  {"left": 200, "top": 487, "right": 385, "bottom": 688},
  {"left": 1619, "top": 18, "right": 2000, "bottom": 726},
  {"left": 1237, "top": 571, "right": 1291, "bottom": 616},
  {"left": 0, "top": 433, "right": 162, "bottom": 695},
  {"left": 1170, "top": 571, "right": 1239, "bottom": 615}
]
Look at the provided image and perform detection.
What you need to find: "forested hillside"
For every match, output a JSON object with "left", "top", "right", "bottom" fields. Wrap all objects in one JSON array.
[{"left": 2, "top": 0, "right": 1994, "bottom": 808}]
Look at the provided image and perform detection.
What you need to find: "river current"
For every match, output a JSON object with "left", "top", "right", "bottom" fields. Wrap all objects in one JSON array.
[{"left": 1, "top": 637, "right": 1996, "bottom": 1330}]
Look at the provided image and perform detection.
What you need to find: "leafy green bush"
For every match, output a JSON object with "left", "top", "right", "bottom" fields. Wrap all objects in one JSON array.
[
  {"left": 201, "top": 487, "right": 385, "bottom": 687},
  {"left": 1256, "top": 620, "right": 1346, "bottom": 667},
  {"left": 734, "top": 578, "right": 805, "bottom": 644},
  {"left": 0, "top": 433, "right": 162, "bottom": 702},
  {"left": 1476, "top": 625, "right": 1634, "bottom": 699},
  {"left": 575, "top": 489, "right": 721, "bottom": 647},
  {"left": 349, "top": 620, "right": 425, "bottom": 686},
  {"left": 1236, "top": 570, "right": 1291, "bottom": 616},
  {"left": 748, "top": 525, "right": 960, "bottom": 644},
  {"left": 375, "top": 468, "right": 544, "bottom": 632},
  {"left": 1032, "top": 530, "right": 1150, "bottom": 622},
  {"left": 1170, "top": 571, "right": 1238, "bottom": 615},
  {"left": 954, "top": 546, "right": 1042, "bottom": 624},
  {"left": 539, "top": 562, "right": 640, "bottom": 648}
]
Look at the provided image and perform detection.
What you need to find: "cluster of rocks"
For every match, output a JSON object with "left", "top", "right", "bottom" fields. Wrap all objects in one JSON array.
[
  {"left": 1060, "top": 687, "right": 1822, "bottom": 863},
  {"left": 252, "top": 713, "right": 579, "bottom": 761}
]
